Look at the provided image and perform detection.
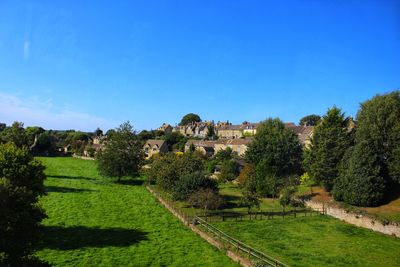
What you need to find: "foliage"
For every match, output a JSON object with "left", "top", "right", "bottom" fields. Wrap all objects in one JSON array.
[
  {"left": 36, "top": 157, "right": 237, "bottom": 266},
  {"left": 299, "top": 114, "right": 321, "bottom": 126},
  {"left": 279, "top": 186, "right": 297, "bottom": 207},
  {"left": 354, "top": 91, "right": 400, "bottom": 185},
  {"left": 300, "top": 172, "right": 315, "bottom": 193},
  {"left": 206, "top": 125, "right": 217, "bottom": 140},
  {"left": 246, "top": 118, "right": 302, "bottom": 197},
  {"left": 237, "top": 163, "right": 256, "bottom": 188},
  {"left": 240, "top": 191, "right": 260, "bottom": 213},
  {"left": 333, "top": 142, "right": 386, "bottom": 206},
  {"left": 179, "top": 113, "right": 201, "bottom": 126},
  {"left": 246, "top": 118, "right": 302, "bottom": 174},
  {"left": 188, "top": 188, "right": 224, "bottom": 214},
  {"left": 0, "top": 143, "right": 47, "bottom": 266},
  {"left": 214, "top": 147, "right": 233, "bottom": 161},
  {"left": 303, "top": 107, "right": 352, "bottom": 191},
  {"left": 148, "top": 153, "right": 204, "bottom": 191},
  {"left": 96, "top": 122, "right": 144, "bottom": 182},
  {"left": 173, "top": 171, "right": 218, "bottom": 201},
  {"left": 163, "top": 131, "right": 187, "bottom": 151},
  {"left": 0, "top": 123, "right": 6, "bottom": 132},
  {"left": 0, "top": 121, "right": 28, "bottom": 147},
  {"left": 94, "top": 127, "right": 103, "bottom": 137},
  {"left": 218, "top": 159, "right": 239, "bottom": 182},
  {"left": 35, "top": 132, "right": 57, "bottom": 155}
]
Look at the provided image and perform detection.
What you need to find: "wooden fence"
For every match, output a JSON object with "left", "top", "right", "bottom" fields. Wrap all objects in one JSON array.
[
  {"left": 199, "top": 207, "right": 325, "bottom": 223},
  {"left": 193, "top": 216, "right": 289, "bottom": 267}
]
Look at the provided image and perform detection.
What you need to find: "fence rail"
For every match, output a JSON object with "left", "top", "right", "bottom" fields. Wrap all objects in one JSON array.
[
  {"left": 194, "top": 216, "right": 289, "bottom": 267},
  {"left": 148, "top": 186, "right": 293, "bottom": 267}
]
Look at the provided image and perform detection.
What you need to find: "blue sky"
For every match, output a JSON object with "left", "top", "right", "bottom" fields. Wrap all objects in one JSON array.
[{"left": 0, "top": 0, "right": 399, "bottom": 131}]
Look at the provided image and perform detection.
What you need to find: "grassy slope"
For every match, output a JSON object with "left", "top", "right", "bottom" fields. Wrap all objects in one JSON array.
[
  {"left": 213, "top": 216, "right": 400, "bottom": 267},
  {"left": 36, "top": 157, "right": 238, "bottom": 267}
]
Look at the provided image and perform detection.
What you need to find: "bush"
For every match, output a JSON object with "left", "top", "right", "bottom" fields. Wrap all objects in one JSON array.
[
  {"left": 218, "top": 159, "right": 239, "bottom": 182},
  {"left": 0, "top": 143, "right": 47, "bottom": 266},
  {"left": 237, "top": 163, "right": 256, "bottom": 188},
  {"left": 188, "top": 188, "right": 224, "bottom": 214},
  {"left": 173, "top": 171, "right": 217, "bottom": 201},
  {"left": 279, "top": 186, "right": 297, "bottom": 207}
]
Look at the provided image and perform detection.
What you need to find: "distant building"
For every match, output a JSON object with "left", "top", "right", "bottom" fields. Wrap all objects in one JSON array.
[
  {"left": 143, "top": 139, "right": 168, "bottom": 159},
  {"left": 157, "top": 123, "right": 173, "bottom": 134},
  {"left": 184, "top": 140, "right": 216, "bottom": 157},
  {"left": 214, "top": 138, "right": 253, "bottom": 156}
]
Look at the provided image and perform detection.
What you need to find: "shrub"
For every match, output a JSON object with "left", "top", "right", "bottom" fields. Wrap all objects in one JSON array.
[
  {"left": 218, "top": 159, "right": 239, "bottom": 182},
  {"left": 237, "top": 163, "right": 256, "bottom": 188},
  {"left": 188, "top": 188, "right": 224, "bottom": 215},
  {"left": 173, "top": 171, "right": 217, "bottom": 201}
]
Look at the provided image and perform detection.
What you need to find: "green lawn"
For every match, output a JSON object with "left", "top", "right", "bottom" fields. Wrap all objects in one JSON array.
[
  {"left": 213, "top": 216, "right": 400, "bottom": 267},
  {"left": 36, "top": 157, "right": 238, "bottom": 267}
]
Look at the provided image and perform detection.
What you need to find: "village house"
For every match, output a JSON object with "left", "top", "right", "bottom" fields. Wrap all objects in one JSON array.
[
  {"left": 184, "top": 140, "right": 216, "bottom": 157},
  {"left": 214, "top": 138, "right": 253, "bottom": 156},
  {"left": 172, "top": 121, "right": 215, "bottom": 138},
  {"left": 216, "top": 121, "right": 260, "bottom": 139},
  {"left": 157, "top": 123, "right": 173, "bottom": 134},
  {"left": 143, "top": 139, "right": 168, "bottom": 159}
]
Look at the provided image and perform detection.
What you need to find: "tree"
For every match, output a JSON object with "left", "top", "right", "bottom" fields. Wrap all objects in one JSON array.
[
  {"left": 279, "top": 186, "right": 297, "bottom": 207},
  {"left": 163, "top": 132, "right": 187, "bottom": 151},
  {"left": 179, "top": 113, "right": 201, "bottom": 126},
  {"left": 333, "top": 141, "right": 385, "bottom": 206},
  {"left": 0, "top": 143, "right": 48, "bottom": 266},
  {"left": 0, "top": 123, "right": 6, "bottom": 132},
  {"left": 94, "top": 127, "right": 103, "bottom": 137},
  {"left": 172, "top": 171, "right": 218, "bottom": 200},
  {"left": 188, "top": 188, "right": 224, "bottom": 215},
  {"left": 0, "top": 122, "right": 28, "bottom": 147},
  {"left": 299, "top": 114, "right": 321, "bottom": 126},
  {"left": 96, "top": 122, "right": 144, "bottom": 182},
  {"left": 237, "top": 163, "right": 256, "bottom": 188},
  {"left": 354, "top": 91, "right": 400, "bottom": 185},
  {"left": 246, "top": 118, "right": 302, "bottom": 197},
  {"left": 303, "top": 107, "right": 352, "bottom": 191},
  {"left": 333, "top": 91, "right": 400, "bottom": 206},
  {"left": 206, "top": 125, "right": 217, "bottom": 140},
  {"left": 218, "top": 159, "right": 239, "bottom": 182}
]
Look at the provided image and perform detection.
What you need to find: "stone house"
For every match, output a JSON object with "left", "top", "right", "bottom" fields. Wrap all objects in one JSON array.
[
  {"left": 214, "top": 138, "right": 253, "bottom": 156},
  {"left": 184, "top": 140, "right": 216, "bottom": 157},
  {"left": 157, "top": 123, "right": 173, "bottom": 134},
  {"left": 143, "top": 139, "right": 168, "bottom": 159}
]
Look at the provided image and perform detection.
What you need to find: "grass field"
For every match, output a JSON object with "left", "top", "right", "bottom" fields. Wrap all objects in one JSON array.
[
  {"left": 36, "top": 157, "right": 238, "bottom": 267},
  {"left": 213, "top": 216, "right": 400, "bottom": 267}
]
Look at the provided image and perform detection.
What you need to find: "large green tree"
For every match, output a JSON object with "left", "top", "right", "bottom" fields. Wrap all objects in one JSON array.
[
  {"left": 179, "top": 113, "right": 201, "bottom": 126},
  {"left": 299, "top": 114, "right": 321, "bottom": 126},
  {"left": 0, "top": 143, "right": 48, "bottom": 266},
  {"left": 303, "top": 107, "right": 351, "bottom": 191},
  {"left": 246, "top": 118, "right": 302, "bottom": 197},
  {"left": 0, "top": 122, "right": 28, "bottom": 148},
  {"left": 334, "top": 91, "right": 400, "bottom": 206},
  {"left": 96, "top": 122, "right": 144, "bottom": 182}
]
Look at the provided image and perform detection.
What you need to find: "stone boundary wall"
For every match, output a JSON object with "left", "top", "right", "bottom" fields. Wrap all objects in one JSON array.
[
  {"left": 305, "top": 200, "right": 400, "bottom": 238},
  {"left": 147, "top": 187, "right": 253, "bottom": 267},
  {"left": 72, "top": 154, "right": 95, "bottom": 160}
]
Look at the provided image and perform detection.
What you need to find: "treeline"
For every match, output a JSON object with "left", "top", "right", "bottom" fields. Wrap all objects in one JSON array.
[{"left": 0, "top": 123, "right": 107, "bottom": 155}]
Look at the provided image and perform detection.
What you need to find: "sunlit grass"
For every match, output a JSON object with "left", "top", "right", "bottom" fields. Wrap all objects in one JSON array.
[{"left": 36, "top": 157, "right": 238, "bottom": 267}]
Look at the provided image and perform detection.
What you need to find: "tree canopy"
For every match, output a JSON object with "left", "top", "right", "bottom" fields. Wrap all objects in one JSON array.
[
  {"left": 334, "top": 91, "right": 400, "bottom": 206},
  {"left": 245, "top": 118, "right": 302, "bottom": 197},
  {"left": 303, "top": 107, "right": 352, "bottom": 191},
  {"left": 96, "top": 122, "right": 144, "bottom": 182},
  {"left": 0, "top": 143, "right": 48, "bottom": 266},
  {"left": 179, "top": 113, "right": 201, "bottom": 126},
  {"left": 299, "top": 114, "right": 321, "bottom": 126}
]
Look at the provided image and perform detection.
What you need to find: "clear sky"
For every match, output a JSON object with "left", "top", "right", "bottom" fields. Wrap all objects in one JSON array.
[{"left": 0, "top": 0, "right": 399, "bottom": 131}]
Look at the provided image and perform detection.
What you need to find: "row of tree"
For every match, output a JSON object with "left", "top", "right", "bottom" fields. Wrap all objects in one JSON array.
[{"left": 241, "top": 91, "right": 400, "bottom": 207}]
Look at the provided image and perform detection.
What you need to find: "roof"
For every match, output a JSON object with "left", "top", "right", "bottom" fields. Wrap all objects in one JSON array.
[
  {"left": 144, "top": 139, "right": 166, "bottom": 148},
  {"left": 185, "top": 140, "right": 217, "bottom": 148}
]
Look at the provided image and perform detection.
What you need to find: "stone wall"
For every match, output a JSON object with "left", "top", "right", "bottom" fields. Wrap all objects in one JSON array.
[{"left": 305, "top": 200, "right": 400, "bottom": 237}]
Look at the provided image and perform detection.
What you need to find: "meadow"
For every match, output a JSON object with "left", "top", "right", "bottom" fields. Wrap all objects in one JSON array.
[
  {"left": 36, "top": 157, "right": 238, "bottom": 266},
  {"left": 213, "top": 216, "right": 400, "bottom": 267}
]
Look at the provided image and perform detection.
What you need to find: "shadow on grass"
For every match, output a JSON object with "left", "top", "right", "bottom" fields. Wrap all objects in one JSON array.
[
  {"left": 117, "top": 179, "right": 144, "bottom": 186},
  {"left": 221, "top": 194, "right": 241, "bottom": 209},
  {"left": 49, "top": 175, "right": 96, "bottom": 181},
  {"left": 46, "top": 186, "right": 97, "bottom": 193},
  {"left": 40, "top": 226, "right": 148, "bottom": 250}
]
